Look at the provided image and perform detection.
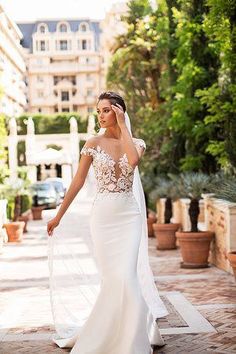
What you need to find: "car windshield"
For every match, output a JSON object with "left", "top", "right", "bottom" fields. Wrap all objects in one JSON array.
[{"left": 32, "top": 183, "right": 52, "bottom": 191}]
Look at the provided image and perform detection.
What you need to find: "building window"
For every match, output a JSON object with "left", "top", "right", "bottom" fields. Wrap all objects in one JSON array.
[
  {"left": 39, "top": 24, "right": 46, "bottom": 33},
  {"left": 38, "top": 90, "right": 44, "bottom": 98},
  {"left": 61, "top": 91, "right": 69, "bottom": 101},
  {"left": 59, "top": 23, "right": 68, "bottom": 32},
  {"left": 87, "top": 107, "right": 94, "bottom": 113},
  {"left": 82, "top": 40, "right": 87, "bottom": 50},
  {"left": 86, "top": 73, "right": 92, "bottom": 81},
  {"left": 37, "top": 76, "right": 44, "bottom": 83},
  {"left": 87, "top": 89, "right": 93, "bottom": 96},
  {"left": 86, "top": 57, "right": 89, "bottom": 64},
  {"left": 60, "top": 40, "right": 68, "bottom": 51},
  {"left": 62, "top": 107, "right": 70, "bottom": 112},
  {"left": 40, "top": 40, "right": 46, "bottom": 51},
  {"left": 37, "top": 58, "right": 43, "bottom": 65},
  {"left": 80, "top": 23, "right": 88, "bottom": 32},
  {"left": 38, "top": 108, "right": 42, "bottom": 112}
]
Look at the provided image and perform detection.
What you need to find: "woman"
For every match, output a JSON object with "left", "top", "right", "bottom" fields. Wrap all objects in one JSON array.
[{"left": 47, "top": 91, "right": 168, "bottom": 354}]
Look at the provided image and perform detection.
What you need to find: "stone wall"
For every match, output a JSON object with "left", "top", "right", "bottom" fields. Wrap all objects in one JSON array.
[{"left": 204, "top": 197, "right": 236, "bottom": 274}]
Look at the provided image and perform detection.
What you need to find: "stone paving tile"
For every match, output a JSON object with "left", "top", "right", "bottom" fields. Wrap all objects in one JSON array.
[
  {"left": 155, "top": 309, "right": 236, "bottom": 354},
  {"left": 0, "top": 341, "right": 68, "bottom": 353},
  {"left": 0, "top": 204, "right": 236, "bottom": 353}
]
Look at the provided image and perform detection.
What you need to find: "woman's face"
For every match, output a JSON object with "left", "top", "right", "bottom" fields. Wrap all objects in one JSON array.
[{"left": 96, "top": 99, "right": 117, "bottom": 128}]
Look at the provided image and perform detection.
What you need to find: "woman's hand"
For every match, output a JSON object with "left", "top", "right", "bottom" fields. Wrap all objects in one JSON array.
[
  {"left": 111, "top": 103, "right": 126, "bottom": 128},
  {"left": 47, "top": 216, "right": 60, "bottom": 237}
]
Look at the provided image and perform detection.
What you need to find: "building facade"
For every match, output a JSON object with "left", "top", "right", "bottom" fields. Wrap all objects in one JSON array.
[
  {"left": 0, "top": 4, "right": 27, "bottom": 117},
  {"left": 100, "top": 2, "right": 128, "bottom": 76},
  {"left": 18, "top": 19, "right": 104, "bottom": 116}
]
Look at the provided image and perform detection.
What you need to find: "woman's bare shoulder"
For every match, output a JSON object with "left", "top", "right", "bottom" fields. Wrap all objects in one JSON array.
[{"left": 84, "top": 135, "right": 103, "bottom": 148}]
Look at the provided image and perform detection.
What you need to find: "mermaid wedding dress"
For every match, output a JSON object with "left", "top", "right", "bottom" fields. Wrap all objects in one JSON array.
[{"left": 48, "top": 134, "right": 168, "bottom": 354}]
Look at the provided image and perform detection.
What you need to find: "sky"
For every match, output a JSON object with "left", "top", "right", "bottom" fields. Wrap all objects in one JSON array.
[{"left": 0, "top": 0, "right": 127, "bottom": 22}]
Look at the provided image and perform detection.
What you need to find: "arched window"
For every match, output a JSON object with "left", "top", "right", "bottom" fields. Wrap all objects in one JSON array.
[
  {"left": 58, "top": 23, "right": 68, "bottom": 32},
  {"left": 38, "top": 23, "right": 48, "bottom": 33},
  {"left": 79, "top": 22, "right": 88, "bottom": 32}
]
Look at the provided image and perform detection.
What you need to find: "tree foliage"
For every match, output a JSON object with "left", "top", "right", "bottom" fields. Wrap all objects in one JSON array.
[{"left": 107, "top": 0, "right": 236, "bottom": 180}]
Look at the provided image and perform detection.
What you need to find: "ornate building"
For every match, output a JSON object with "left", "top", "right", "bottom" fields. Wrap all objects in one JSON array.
[
  {"left": 17, "top": 19, "right": 104, "bottom": 116},
  {"left": 0, "top": 4, "right": 27, "bottom": 117},
  {"left": 100, "top": 2, "right": 128, "bottom": 76}
]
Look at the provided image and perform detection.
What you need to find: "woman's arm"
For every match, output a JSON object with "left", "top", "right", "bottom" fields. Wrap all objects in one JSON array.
[
  {"left": 47, "top": 144, "right": 93, "bottom": 236},
  {"left": 55, "top": 154, "right": 92, "bottom": 221},
  {"left": 111, "top": 104, "right": 145, "bottom": 168},
  {"left": 120, "top": 125, "right": 145, "bottom": 168}
]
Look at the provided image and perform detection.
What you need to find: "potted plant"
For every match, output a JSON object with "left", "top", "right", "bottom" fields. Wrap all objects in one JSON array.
[
  {"left": 151, "top": 178, "right": 181, "bottom": 250},
  {"left": 4, "top": 194, "right": 25, "bottom": 242},
  {"left": 176, "top": 173, "right": 214, "bottom": 268},
  {"left": 17, "top": 193, "right": 33, "bottom": 232},
  {"left": 31, "top": 194, "right": 44, "bottom": 220}
]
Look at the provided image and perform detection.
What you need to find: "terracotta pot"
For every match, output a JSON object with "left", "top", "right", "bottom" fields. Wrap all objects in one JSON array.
[
  {"left": 31, "top": 206, "right": 44, "bottom": 220},
  {"left": 228, "top": 252, "right": 236, "bottom": 280},
  {"left": 3, "top": 221, "right": 25, "bottom": 242},
  {"left": 17, "top": 215, "right": 28, "bottom": 232},
  {"left": 153, "top": 223, "right": 180, "bottom": 250},
  {"left": 147, "top": 214, "right": 157, "bottom": 237},
  {"left": 176, "top": 231, "right": 214, "bottom": 268}
]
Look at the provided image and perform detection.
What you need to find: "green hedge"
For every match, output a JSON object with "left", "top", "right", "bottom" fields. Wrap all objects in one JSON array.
[{"left": 5, "top": 113, "right": 88, "bottom": 135}]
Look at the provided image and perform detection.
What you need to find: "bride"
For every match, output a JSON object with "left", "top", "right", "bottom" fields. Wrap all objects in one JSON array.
[{"left": 47, "top": 91, "right": 168, "bottom": 354}]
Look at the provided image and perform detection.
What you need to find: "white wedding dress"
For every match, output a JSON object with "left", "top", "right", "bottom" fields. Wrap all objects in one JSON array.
[{"left": 48, "top": 137, "right": 168, "bottom": 354}]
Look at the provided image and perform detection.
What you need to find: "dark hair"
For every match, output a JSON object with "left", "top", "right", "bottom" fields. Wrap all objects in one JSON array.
[{"left": 97, "top": 91, "right": 126, "bottom": 112}]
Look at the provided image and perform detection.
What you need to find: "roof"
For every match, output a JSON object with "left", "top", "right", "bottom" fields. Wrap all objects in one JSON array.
[{"left": 17, "top": 19, "right": 102, "bottom": 52}]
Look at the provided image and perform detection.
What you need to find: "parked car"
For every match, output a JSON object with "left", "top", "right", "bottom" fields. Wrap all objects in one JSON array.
[
  {"left": 30, "top": 182, "right": 60, "bottom": 209},
  {"left": 45, "top": 177, "right": 66, "bottom": 201}
]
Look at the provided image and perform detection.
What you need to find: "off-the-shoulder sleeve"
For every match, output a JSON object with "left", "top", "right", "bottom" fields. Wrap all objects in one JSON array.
[
  {"left": 133, "top": 138, "right": 146, "bottom": 151},
  {"left": 80, "top": 145, "right": 95, "bottom": 157}
]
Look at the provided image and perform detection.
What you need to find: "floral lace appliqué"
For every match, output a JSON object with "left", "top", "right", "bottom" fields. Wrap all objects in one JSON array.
[{"left": 80, "top": 138, "right": 146, "bottom": 194}]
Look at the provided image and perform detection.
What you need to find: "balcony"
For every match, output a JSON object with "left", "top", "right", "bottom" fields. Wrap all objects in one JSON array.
[{"left": 28, "top": 61, "right": 101, "bottom": 74}]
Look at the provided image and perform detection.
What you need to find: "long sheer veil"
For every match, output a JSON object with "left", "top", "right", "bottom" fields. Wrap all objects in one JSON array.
[{"left": 48, "top": 110, "right": 168, "bottom": 346}]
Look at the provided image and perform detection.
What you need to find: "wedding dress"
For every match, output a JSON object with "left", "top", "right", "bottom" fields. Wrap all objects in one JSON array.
[{"left": 48, "top": 115, "right": 168, "bottom": 354}]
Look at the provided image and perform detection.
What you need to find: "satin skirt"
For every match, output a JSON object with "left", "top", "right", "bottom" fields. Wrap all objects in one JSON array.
[{"left": 70, "top": 191, "right": 153, "bottom": 354}]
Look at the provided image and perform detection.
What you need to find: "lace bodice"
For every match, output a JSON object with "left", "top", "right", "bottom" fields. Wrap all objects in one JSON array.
[{"left": 80, "top": 138, "right": 146, "bottom": 194}]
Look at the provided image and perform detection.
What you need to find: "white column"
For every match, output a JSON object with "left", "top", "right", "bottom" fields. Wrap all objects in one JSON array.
[
  {"left": 27, "top": 165, "right": 37, "bottom": 183},
  {"left": 8, "top": 117, "right": 18, "bottom": 183}
]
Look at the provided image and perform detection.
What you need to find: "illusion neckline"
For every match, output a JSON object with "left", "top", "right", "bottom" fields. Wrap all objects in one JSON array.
[{"left": 89, "top": 145, "right": 128, "bottom": 165}]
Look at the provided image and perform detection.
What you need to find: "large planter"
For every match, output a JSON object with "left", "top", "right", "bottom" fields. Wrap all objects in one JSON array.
[
  {"left": 3, "top": 221, "right": 25, "bottom": 242},
  {"left": 176, "top": 231, "right": 214, "bottom": 268},
  {"left": 203, "top": 196, "right": 236, "bottom": 275},
  {"left": 31, "top": 206, "right": 44, "bottom": 220},
  {"left": 228, "top": 252, "right": 236, "bottom": 280},
  {"left": 153, "top": 223, "right": 180, "bottom": 250}
]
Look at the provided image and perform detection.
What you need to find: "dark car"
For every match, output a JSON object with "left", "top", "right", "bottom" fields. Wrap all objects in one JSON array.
[{"left": 30, "top": 182, "right": 60, "bottom": 209}]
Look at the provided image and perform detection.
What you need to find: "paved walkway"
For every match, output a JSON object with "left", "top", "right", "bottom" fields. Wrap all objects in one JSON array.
[{"left": 0, "top": 196, "right": 236, "bottom": 353}]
